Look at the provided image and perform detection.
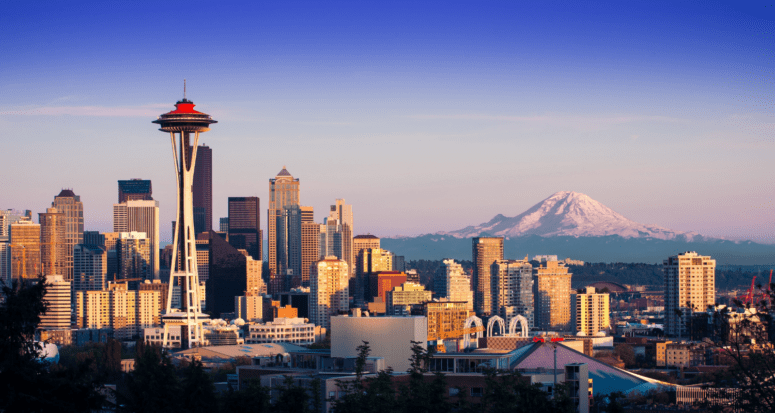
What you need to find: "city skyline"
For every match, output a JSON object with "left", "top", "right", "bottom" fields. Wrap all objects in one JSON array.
[{"left": 2, "top": 2, "right": 775, "bottom": 243}]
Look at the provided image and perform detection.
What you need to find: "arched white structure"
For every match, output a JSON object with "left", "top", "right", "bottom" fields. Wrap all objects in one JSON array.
[
  {"left": 463, "top": 315, "right": 483, "bottom": 349},
  {"left": 507, "top": 315, "right": 529, "bottom": 337},
  {"left": 487, "top": 315, "right": 505, "bottom": 337}
]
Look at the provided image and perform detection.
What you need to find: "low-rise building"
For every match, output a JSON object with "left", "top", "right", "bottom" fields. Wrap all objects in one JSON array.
[
  {"left": 386, "top": 282, "right": 432, "bottom": 315},
  {"left": 246, "top": 317, "right": 317, "bottom": 345}
]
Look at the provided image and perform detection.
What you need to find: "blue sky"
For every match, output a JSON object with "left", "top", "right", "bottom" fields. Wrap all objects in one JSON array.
[{"left": 2, "top": 1, "right": 775, "bottom": 243}]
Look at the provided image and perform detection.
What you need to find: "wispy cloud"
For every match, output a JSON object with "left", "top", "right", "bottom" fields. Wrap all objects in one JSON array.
[
  {"left": 409, "top": 113, "right": 687, "bottom": 125},
  {"left": 0, "top": 103, "right": 171, "bottom": 117}
]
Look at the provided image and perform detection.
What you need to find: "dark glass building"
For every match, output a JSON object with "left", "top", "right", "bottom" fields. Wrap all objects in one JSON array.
[
  {"left": 191, "top": 145, "right": 212, "bottom": 234},
  {"left": 118, "top": 179, "right": 152, "bottom": 203},
  {"left": 228, "top": 197, "right": 261, "bottom": 261}
]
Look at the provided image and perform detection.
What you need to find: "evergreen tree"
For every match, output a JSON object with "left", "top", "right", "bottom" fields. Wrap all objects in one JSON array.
[
  {"left": 119, "top": 343, "right": 182, "bottom": 413},
  {"left": 0, "top": 277, "right": 105, "bottom": 412},
  {"left": 181, "top": 358, "right": 218, "bottom": 413}
]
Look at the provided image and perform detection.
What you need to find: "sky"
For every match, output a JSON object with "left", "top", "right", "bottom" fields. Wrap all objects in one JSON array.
[{"left": 1, "top": 1, "right": 775, "bottom": 244}]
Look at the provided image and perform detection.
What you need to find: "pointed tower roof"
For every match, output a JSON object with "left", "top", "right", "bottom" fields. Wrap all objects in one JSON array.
[
  {"left": 276, "top": 166, "right": 292, "bottom": 177},
  {"left": 56, "top": 189, "right": 76, "bottom": 198}
]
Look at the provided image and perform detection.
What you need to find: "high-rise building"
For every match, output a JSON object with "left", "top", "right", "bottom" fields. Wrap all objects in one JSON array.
[
  {"left": 387, "top": 282, "right": 432, "bottom": 315},
  {"left": 1, "top": 210, "right": 28, "bottom": 284},
  {"left": 243, "top": 249, "right": 266, "bottom": 297},
  {"left": 664, "top": 251, "right": 716, "bottom": 337},
  {"left": 113, "top": 200, "right": 160, "bottom": 279},
  {"left": 278, "top": 204, "right": 303, "bottom": 290},
  {"left": 300, "top": 206, "right": 318, "bottom": 288},
  {"left": 191, "top": 145, "right": 212, "bottom": 234},
  {"left": 368, "top": 271, "right": 407, "bottom": 304},
  {"left": 139, "top": 280, "right": 169, "bottom": 324},
  {"left": 354, "top": 235, "right": 380, "bottom": 303},
  {"left": 0, "top": 243, "right": 9, "bottom": 285},
  {"left": 219, "top": 217, "right": 229, "bottom": 232},
  {"left": 533, "top": 260, "right": 572, "bottom": 331},
  {"left": 40, "top": 274, "right": 72, "bottom": 329},
  {"left": 268, "top": 167, "right": 300, "bottom": 281},
  {"left": 228, "top": 197, "right": 261, "bottom": 261},
  {"left": 51, "top": 189, "right": 84, "bottom": 281},
  {"left": 82, "top": 231, "right": 105, "bottom": 247},
  {"left": 491, "top": 258, "right": 534, "bottom": 329},
  {"left": 326, "top": 200, "right": 353, "bottom": 279},
  {"left": 116, "top": 232, "right": 151, "bottom": 283},
  {"left": 39, "top": 207, "right": 66, "bottom": 277},
  {"left": 118, "top": 179, "right": 152, "bottom": 203},
  {"left": 360, "top": 248, "right": 393, "bottom": 302},
  {"left": 73, "top": 244, "right": 107, "bottom": 292},
  {"left": 310, "top": 256, "right": 349, "bottom": 330},
  {"left": 9, "top": 220, "right": 41, "bottom": 281},
  {"left": 103, "top": 232, "right": 119, "bottom": 281},
  {"left": 434, "top": 259, "right": 474, "bottom": 311},
  {"left": 472, "top": 237, "right": 503, "bottom": 316},
  {"left": 571, "top": 286, "right": 610, "bottom": 335}
]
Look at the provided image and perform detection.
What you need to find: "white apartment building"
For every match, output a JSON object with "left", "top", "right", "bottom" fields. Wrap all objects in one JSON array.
[
  {"left": 246, "top": 317, "right": 316, "bottom": 345},
  {"left": 310, "top": 256, "right": 349, "bottom": 330},
  {"left": 664, "top": 252, "right": 716, "bottom": 337},
  {"left": 113, "top": 200, "right": 160, "bottom": 278},
  {"left": 75, "top": 282, "right": 160, "bottom": 340},
  {"left": 40, "top": 274, "right": 72, "bottom": 329},
  {"left": 434, "top": 259, "right": 474, "bottom": 311},
  {"left": 491, "top": 258, "right": 534, "bottom": 329},
  {"left": 386, "top": 282, "right": 432, "bottom": 315},
  {"left": 571, "top": 287, "right": 610, "bottom": 335}
]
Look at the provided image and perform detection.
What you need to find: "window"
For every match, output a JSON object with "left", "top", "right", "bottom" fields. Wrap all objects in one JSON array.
[
  {"left": 471, "top": 387, "right": 483, "bottom": 397},
  {"left": 449, "top": 388, "right": 460, "bottom": 396}
]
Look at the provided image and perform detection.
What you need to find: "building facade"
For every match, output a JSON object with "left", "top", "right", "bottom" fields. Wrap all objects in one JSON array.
[
  {"left": 310, "top": 257, "right": 349, "bottom": 330},
  {"left": 118, "top": 179, "right": 152, "bottom": 203},
  {"left": 228, "top": 197, "right": 261, "bottom": 261},
  {"left": 571, "top": 286, "right": 610, "bottom": 335},
  {"left": 434, "top": 259, "right": 474, "bottom": 311},
  {"left": 191, "top": 144, "right": 212, "bottom": 234},
  {"left": 39, "top": 207, "right": 66, "bottom": 277},
  {"left": 472, "top": 237, "right": 504, "bottom": 316},
  {"left": 386, "top": 282, "right": 432, "bottom": 315},
  {"left": 664, "top": 251, "right": 716, "bottom": 337},
  {"left": 40, "top": 274, "right": 72, "bottom": 329},
  {"left": 113, "top": 200, "right": 160, "bottom": 279},
  {"left": 51, "top": 189, "right": 84, "bottom": 281},
  {"left": 9, "top": 219, "right": 40, "bottom": 281},
  {"left": 268, "top": 167, "right": 300, "bottom": 282},
  {"left": 533, "top": 260, "right": 573, "bottom": 331},
  {"left": 300, "top": 207, "right": 318, "bottom": 288},
  {"left": 116, "top": 232, "right": 151, "bottom": 282},
  {"left": 246, "top": 317, "right": 316, "bottom": 345},
  {"left": 73, "top": 244, "right": 107, "bottom": 292},
  {"left": 491, "top": 258, "right": 534, "bottom": 329}
]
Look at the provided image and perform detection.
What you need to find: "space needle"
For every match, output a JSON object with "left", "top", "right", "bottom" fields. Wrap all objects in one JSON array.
[{"left": 153, "top": 82, "right": 216, "bottom": 348}]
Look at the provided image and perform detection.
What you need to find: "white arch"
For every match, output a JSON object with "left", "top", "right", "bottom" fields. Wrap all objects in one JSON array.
[
  {"left": 507, "top": 315, "right": 529, "bottom": 337},
  {"left": 463, "top": 315, "right": 483, "bottom": 349},
  {"left": 487, "top": 315, "right": 505, "bottom": 337}
]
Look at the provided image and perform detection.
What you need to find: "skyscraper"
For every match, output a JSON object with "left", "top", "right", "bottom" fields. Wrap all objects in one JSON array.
[
  {"left": 39, "top": 207, "right": 66, "bottom": 277},
  {"left": 320, "top": 199, "right": 354, "bottom": 284},
  {"left": 571, "top": 287, "right": 609, "bottom": 335},
  {"left": 191, "top": 144, "right": 212, "bottom": 234},
  {"left": 300, "top": 206, "right": 318, "bottom": 288},
  {"left": 10, "top": 219, "right": 40, "bottom": 281},
  {"left": 74, "top": 244, "right": 107, "bottom": 292},
  {"left": 116, "top": 232, "right": 151, "bottom": 283},
  {"left": 268, "top": 167, "right": 300, "bottom": 279},
  {"left": 227, "top": 197, "right": 261, "bottom": 261},
  {"left": 491, "top": 258, "right": 534, "bottom": 329},
  {"left": 310, "top": 256, "right": 349, "bottom": 330},
  {"left": 533, "top": 260, "right": 572, "bottom": 331},
  {"left": 434, "top": 259, "right": 474, "bottom": 311},
  {"left": 39, "top": 274, "right": 72, "bottom": 329},
  {"left": 2, "top": 211, "right": 32, "bottom": 284},
  {"left": 664, "top": 251, "right": 716, "bottom": 337},
  {"left": 113, "top": 200, "right": 160, "bottom": 279},
  {"left": 118, "top": 179, "right": 153, "bottom": 203},
  {"left": 279, "top": 204, "right": 303, "bottom": 290},
  {"left": 52, "top": 189, "right": 84, "bottom": 281},
  {"left": 472, "top": 237, "right": 503, "bottom": 316}
]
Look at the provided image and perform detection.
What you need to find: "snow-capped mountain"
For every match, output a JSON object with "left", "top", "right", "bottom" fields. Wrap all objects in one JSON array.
[{"left": 440, "top": 191, "right": 699, "bottom": 240}]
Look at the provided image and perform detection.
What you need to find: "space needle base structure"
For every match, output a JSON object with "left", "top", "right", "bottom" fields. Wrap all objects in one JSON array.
[{"left": 153, "top": 90, "right": 216, "bottom": 349}]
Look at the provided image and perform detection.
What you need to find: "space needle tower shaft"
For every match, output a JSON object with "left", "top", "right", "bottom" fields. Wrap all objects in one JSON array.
[{"left": 153, "top": 83, "right": 217, "bottom": 348}]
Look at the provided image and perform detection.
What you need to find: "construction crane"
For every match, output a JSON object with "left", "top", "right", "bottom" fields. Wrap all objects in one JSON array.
[
  {"left": 9, "top": 241, "right": 60, "bottom": 281},
  {"left": 428, "top": 324, "right": 485, "bottom": 353}
]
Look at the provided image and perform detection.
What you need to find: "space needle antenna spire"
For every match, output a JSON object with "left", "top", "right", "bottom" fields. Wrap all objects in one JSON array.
[{"left": 184, "top": 79, "right": 186, "bottom": 99}]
